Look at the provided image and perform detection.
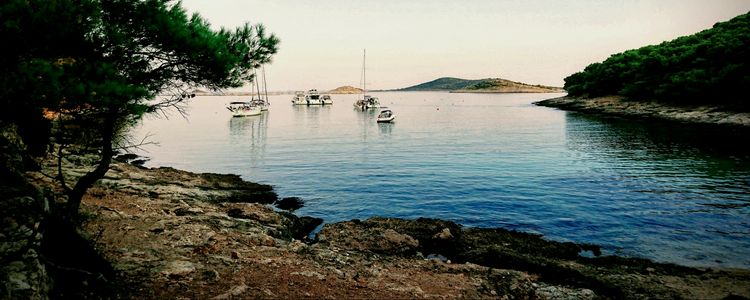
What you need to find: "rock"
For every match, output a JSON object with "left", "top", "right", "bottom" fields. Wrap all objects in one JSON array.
[
  {"left": 317, "top": 221, "right": 419, "bottom": 256},
  {"left": 288, "top": 240, "right": 308, "bottom": 253},
  {"left": 535, "top": 283, "right": 596, "bottom": 300},
  {"left": 0, "top": 140, "right": 52, "bottom": 300},
  {"left": 202, "top": 269, "right": 220, "bottom": 281},
  {"left": 433, "top": 228, "right": 453, "bottom": 240},
  {"left": 211, "top": 284, "right": 248, "bottom": 299},
  {"left": 174, "top": 207, "right": 204, "bottom": 216},
  {"left": 113, "top": 153, "right": 139, "bottom": 162},
  {"left": 291, "top": 270, "right": 325, "bottom": 280},
  {"left": 160, "top": 260, "right": 196, "bottom": 278},
  {"left": 226, "top": 204, "right": 281, "bottom": 225},
  {"left": 275, "top": 197, "right": 304, "bottom": 211}
]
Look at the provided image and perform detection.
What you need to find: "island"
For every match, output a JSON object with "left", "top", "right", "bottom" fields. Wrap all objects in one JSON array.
[
  {"left": 397, "top": 77, "right": 565, "bottom": 93},
  {"left": 328, "top": 86, "right": 364, "bottom": 94}
]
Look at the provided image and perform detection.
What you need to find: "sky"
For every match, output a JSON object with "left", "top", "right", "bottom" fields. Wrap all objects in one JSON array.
[{"left": 180, "top": 0, "right": 750, "bottom": 92}]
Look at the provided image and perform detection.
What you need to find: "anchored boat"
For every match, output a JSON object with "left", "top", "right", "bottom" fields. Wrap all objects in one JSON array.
[
  {"left": 227, "top": 101, "right": 261, "bottom": 117},
  {"left": 376, "top": 107, "right": 395, "bottom": 123},
  {"left": 354, "top": 49, "right": 381, "bottom": 110}
]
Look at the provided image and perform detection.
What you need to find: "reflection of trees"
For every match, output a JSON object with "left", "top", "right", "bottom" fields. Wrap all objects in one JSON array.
[
  {"left": 565, "top": 112, "right": 750, "bottom": 159},
  {"left": 564, "top": 112, "right": 750, "bottom": 209}
]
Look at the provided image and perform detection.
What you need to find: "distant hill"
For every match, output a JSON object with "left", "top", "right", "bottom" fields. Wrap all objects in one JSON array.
[
  {"left": 328, "top": 86, "right": 363, "bottom": 94},
  {"left": 398, "top": 77, "right": 564, "bottom": 93}
]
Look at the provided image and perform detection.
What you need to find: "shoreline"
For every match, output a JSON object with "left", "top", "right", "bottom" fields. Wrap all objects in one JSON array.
[
  {"left": 25, "top": 159, "right": 750, "bottom": 298},
  {"left": 534, "top": 95, "right": 750, "bottom": 128}
]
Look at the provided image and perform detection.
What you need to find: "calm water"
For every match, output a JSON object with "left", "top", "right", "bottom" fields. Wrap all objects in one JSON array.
[{"left": 132, "top": 92, "right": 750, "bottom": 268}]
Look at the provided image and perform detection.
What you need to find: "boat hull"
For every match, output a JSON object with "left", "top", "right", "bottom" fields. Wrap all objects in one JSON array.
[
  {"left": 231, "top": 108, "right": 261, "bottom": 117},
  {"left": 376, "top": 116, "right": 395, "bottom": 123},
  {"left": 227, "top": 102, "right": 262, "bottom": 116}
]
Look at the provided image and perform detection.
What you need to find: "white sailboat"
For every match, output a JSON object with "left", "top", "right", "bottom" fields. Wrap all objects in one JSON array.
[
  {"left": 354, "top": 49, "right": 381, "bottom": 110},
  {"left": 226, "top": 101, "right": 261, "bottom": 117},
  {"left": 250, "top": 66, "right": 270, "bottom": 111}
]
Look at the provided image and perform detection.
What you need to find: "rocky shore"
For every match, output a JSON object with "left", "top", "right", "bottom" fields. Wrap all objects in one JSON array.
[
  {"left": 8, "top": 155, "right": 747, "bottom": 298},
  {"left": 535, "top": 95, "right": 750, "bottom": 128}
]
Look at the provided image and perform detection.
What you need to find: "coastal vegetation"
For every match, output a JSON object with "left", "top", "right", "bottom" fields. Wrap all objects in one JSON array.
[
  {"left": 563, "top": 12, "right": 750, "bottom": 108},
  {"left": 399, "top": 77, "right": 563, "bottom": 93},
  {"left": 2, "top": 0, "right": 277, "bottom": 297},
  {"left": 0, "top": 0, "right": 278, "bottom": 220}
]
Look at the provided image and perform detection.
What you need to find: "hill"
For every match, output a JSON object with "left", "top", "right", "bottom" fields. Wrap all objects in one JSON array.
[
  {"left": 563, "top": 12, "right": 750, "bottom": 107},
  {"left": 398, "top": 77, "right": 564, "bottom": 93},
  {"left": 328, "top": 86, "right": 363, "bottom": 94}
]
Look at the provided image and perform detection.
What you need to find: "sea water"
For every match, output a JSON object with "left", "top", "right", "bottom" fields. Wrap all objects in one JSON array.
[{"left": 132, "top": 92, "right": 750, "bottom": 268}]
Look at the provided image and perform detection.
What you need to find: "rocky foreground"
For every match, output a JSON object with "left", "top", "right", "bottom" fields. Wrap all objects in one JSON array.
[
  {"left": 16, "top": 159, "right": 749, "bottom": 299},
  {"left": 535, "top": 96, "right": 750, "bottom": 127}
]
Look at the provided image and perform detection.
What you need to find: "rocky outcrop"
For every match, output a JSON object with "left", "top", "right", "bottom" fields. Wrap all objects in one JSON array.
[
  {"left": 1, "top": 125, "right": 52, "bottom": 299},
  {"left": 535, "top": 95, "right": 750, "bottom": 127},
  {"left": 16, "top": 148, "right": 750, "bottom": 298},
  {"left": 318, "top": 217, "right": 750, "bottom": 299}
]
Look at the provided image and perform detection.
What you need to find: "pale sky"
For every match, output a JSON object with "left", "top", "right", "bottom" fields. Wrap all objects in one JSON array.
[{"left": 180, "top": 0, "right": 750, "bottom": 91}]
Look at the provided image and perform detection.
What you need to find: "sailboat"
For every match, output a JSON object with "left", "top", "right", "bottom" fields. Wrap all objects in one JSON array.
[
  {"left": 250, "top": 66, "right": 270, "bottom": 111},
  {"left": 354, "top": 49, "right": 381, "bottom": 110},
  {"left": 226, "top": 101, "right": 261, "bottom": 117}
]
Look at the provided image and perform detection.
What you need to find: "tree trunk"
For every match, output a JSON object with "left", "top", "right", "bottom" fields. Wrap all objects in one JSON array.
[{"left": 65, "top": 115, "right": 115, "bottom": 220}]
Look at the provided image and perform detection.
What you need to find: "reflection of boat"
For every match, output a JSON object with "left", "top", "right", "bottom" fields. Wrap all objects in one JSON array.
[
  {"left": 376, "top": 108, "right": 395, "bottom": 123},
  {"left": 354, "top": 49, "right": 381, "bottom": 110},
  {"left": 226, "top": 101, "right": 261, "bottom": 117},
  {"left": 228, "top": 112, "right": 268, "bottom": 165}
]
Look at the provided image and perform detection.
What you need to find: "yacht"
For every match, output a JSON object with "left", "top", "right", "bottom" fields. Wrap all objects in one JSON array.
[
  {"left": 322, "top": 94, "right": 333, "bottom": 105},
  {"left": 305, "top": 89, "right": 323, "bottom": 105},
  {"left": 291, "top": 91, "right": 307, "bottom": 105},
  {"left": 292, "top": 89, "right": 333, "bottom": 105}
]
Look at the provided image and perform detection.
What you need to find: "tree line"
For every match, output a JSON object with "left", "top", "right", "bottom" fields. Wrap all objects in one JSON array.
[
  {"left": 564, "top": 12, "right": 749, "bottom": 108},
  {"left": 0, "top": 0, "right": 279, "bottom": 220}
]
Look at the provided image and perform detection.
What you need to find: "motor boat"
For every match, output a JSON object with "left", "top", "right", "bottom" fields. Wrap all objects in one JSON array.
[{"left": 376, "top": 108, "right": 395, "bottom": 123}]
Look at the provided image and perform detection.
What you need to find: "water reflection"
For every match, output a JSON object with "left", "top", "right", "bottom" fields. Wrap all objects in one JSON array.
[
  {"left": 378, "top": 122, "right": 393, "bottom": 136},
  {"left": 291, "top": 105, "right": 334, "bottom": 128},
  {"left": 561, "top": 112, "right": 750, "bottom": 267},
  {"left": 564, "top": 112, "right": 750, "bottom": 206},
  {"left": 228, "top": 113, "right": 268, "bottom": 163},
  {"left": 355, "top": 109, "right": 378, "bottom": 141}
]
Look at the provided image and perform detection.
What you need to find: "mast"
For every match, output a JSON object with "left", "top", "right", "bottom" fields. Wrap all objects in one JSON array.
[
  {"left": 363, "top": 48, "right": 367, "bottom": 97},
  {"left": 253, "top": 68, "right": 261, "bottom": 100},
  {"left": 262, "top": 65, "right": 269, "bottom": 104}
]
